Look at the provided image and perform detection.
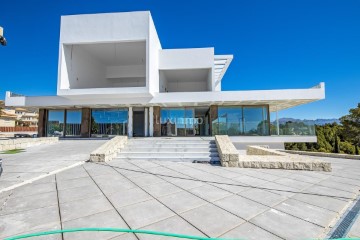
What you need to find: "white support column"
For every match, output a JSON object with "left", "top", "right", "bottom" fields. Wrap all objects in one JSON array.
[
  {"left": 144, "top": 108, "right": 149, "bottom": 137},
  {"left": 128, "top": 107, "right": 133, "bottom": 137},
  {"left": 149, "top": 106, "right": 154, "bottom": 137},
  {"left": 276, "top": 106, "right": 280, "bottom": 136}
]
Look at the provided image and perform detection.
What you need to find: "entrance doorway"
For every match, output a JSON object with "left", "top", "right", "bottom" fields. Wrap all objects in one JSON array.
[
  {"left": 194, "top": 107, "right": 210, "bottom": 136},
  {"left": 133, "top": 108, "right": 145, "bottom": 137},
  {"left": 159, "top": 107, "right": 210, "bottom": 136}
]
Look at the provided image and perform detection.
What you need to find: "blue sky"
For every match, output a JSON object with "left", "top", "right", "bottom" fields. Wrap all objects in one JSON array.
[{"left": 0, "top": 0, "right": 359, "bottom": 120}]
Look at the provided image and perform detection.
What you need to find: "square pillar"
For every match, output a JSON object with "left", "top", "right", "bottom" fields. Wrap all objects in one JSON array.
[
  {"left": 128, "top": 107, "right": 133, "bottom": 137},
  {"left": 80, "top": 108, "right": 91, "bottom": 138},
  {"left": 38, "top": 109, "right": 46, "bottom": 137},
  {"left": 153, "top": 106, "right": 161, "bottom": 137},
  {"left": 209, "top": 105, "right": 218, "bottom": 136},
  {"left": 149, "top": 107, "right": 154, "bottom": 137}
]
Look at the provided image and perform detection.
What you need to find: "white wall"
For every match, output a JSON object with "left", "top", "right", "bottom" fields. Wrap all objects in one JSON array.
[
  {"left": 148, "top": 14, "right": 162, "bottom": 94},
  {"left": 106, "top": 65, "right": 146, "bottom": 87},
  {"left": 59, "top": 12, "right": 149, "bottom": 44},
  {"left": 159, "top": 48, "right": 214, "bottom": 70},
  {"left": 167, "top": 80, "right": 208, "bottom": 92},
  {"left": 63, "top": 45, "right": 106, "bottom": 89},
  {"left": 106, "top": 65, "right": 145, "bottom": 78},
  {"left": 58, "top": 11, "right": 151, "bottom": 94},
  {"left": 159, "top": 70, "right": 167, "bottom": 92},
  {"left": 108, "top": 78, "right": 146, "bottom": 87}
]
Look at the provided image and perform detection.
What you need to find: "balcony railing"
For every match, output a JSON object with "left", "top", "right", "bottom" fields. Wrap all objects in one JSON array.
[{"left": 270, "top": 122, "right": 316, "bottom": 136}]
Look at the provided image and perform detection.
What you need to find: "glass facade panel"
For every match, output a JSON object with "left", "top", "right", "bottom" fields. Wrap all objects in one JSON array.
[
  {"left": 218, "top": 107, "right": 242, "bottom": 136},
  {"left": 65, "top": 110, "right": 82, "bottom": 137},
  {"left": 185, "top": 109, "right": 195, "bottom": 136},
  {"left": 160, "top": 108, "right": 195, "bottom": 136},
  {"left": 91, "top": 109, "right": 128, "bottom": 136},
  {"left": 243, "top": 106, "right": 269, "bottom": 136},
  {"left": 47, "top": 110, "right": 65, "bottom": 137},
  {"left": 213, "top": 106, "right": 269, "bottom": 136}
]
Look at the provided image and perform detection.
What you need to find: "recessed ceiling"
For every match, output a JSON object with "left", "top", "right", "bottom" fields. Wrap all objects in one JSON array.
[{"left": 72, "top": 41, "right": 146, "bottom": 66}]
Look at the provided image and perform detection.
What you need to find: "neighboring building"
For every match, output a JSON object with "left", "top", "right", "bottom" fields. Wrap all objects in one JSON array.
[
  {"left": 14, "top": 108, "right": 39, "bottom": 127},
  {"left": 5, "top": 11, "right": 325, "bottom": 145},
  {"left": 0, "top": 108, "right": 17, "bottom": 127},
  {"left": 0, "top": 101, "right": 38, "bottom": 128}
]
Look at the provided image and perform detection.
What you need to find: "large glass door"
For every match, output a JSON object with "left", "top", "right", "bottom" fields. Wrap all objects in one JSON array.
[{"left": 160, "top": 108, "right": 195, "bottom": 136}]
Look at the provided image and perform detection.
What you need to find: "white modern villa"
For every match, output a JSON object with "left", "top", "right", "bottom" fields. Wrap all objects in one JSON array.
[{"left": 5, "top": 11, "right": 325, "bottom": 147}]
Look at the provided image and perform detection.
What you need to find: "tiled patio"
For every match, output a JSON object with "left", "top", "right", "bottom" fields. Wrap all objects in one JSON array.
[{"left": 1, "top": 154, "right": 360, "bottom": 239}]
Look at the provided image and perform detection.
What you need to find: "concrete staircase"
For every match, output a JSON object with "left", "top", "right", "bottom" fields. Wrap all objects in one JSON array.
[{"left": 115, "top": 137, "right": 220, "bottom": 163}]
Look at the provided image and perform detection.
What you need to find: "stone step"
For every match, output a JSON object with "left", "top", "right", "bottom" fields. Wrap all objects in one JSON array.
[
  {"left": 121, "top": 147, "right": 218, "bottom": 153},
  {"left": 128, "top": 140, "right": 215, "bottom": 144},
  {"left": 114, "top": 156, "right": 221, "bottom": 163},
  {"left": 117, "top": 152, "right": 219, "bottom": 158},
  {"left": 126, "top": 143, "right": 217, "bottom": 147}
]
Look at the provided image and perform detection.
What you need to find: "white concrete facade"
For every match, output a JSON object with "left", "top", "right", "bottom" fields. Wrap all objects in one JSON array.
[{"left": 5, "top": 11, "right": 325, "bottom": 141}]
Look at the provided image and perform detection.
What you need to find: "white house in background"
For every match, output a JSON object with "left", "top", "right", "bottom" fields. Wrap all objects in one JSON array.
[{"left": 5, "top": 11, "right": 325, "bottom": 147}]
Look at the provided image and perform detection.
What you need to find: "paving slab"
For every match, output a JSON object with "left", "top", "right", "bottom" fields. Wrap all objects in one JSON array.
[
  {"left": 0, "top": 191, "right": 58, "bottom": 216},
  {"left": 138, "top": 215, "right": 206, "bottom": 240},
  {"left": 108, "top": 187, "right": 153, "bottom": 209},
  {"left": 188, "top": 184, "right": 233, "bottom": 202},
  {"left": 58, "top": 184, "right": 103, "bottom": 204},
  {"left": 60, "top": 194, "right": 114, "bottom": 222},
  {"left": 0, "top": 139, "right": 106, "bottom": 191},
  {"left": 159, "top": 190, "right": 208, "bottom": 214},
  {"left": 273, "top": 198, "right": 338, "bottom": 227},
  {"left": 56, "top": 176, "right": 94, "bottom": 191},
  {"left": 220, "top": 222, "right": 282, "bottom": 240},
  {"left": 118, "top": 199, "right": 175, "bottom": 229},
  {"left": 214, "top": 194, "right": 269, "bottom": 220},
  {"left": 180, "top": 203, "right": 244, "bottom": 237},
  {"left": 251, "top": 208, "right": 325, "bottom": 239},
  {"left": 0, "top": 205, "right": 61, "bottom": 239},
  {"left": 141, "top": 181, "right": 183, "bottom": 198},
  {"left": 62, "top": 209, "right": 129, "bottom": 240},
  {"left": 238, "top": 188, "right": 288, "bottom": 207}
]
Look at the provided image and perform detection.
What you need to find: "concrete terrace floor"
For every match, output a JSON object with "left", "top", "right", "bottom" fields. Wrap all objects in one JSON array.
[
  {"left": 0, "top": 139, "right": 107, "bottom": 191},
  {"left": 1, "top": 148, "right": 360, "bottom": 239}
]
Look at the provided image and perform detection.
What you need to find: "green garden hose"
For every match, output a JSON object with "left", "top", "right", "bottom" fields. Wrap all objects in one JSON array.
[
  {"left": 4, "top": 228, "right": 239, "bottom": 240},
  {"left": 5, "top": 228, "right": 360, "bottom": 240}
]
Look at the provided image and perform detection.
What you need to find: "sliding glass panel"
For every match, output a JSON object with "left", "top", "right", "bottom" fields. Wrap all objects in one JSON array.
[
  {"left": 91, "top": 109, "right": 128, "bottom": 136},
  {"left": 65, "top": 110, "right": 82, "bottom": 137},
  {"left": 47, "top": 110, "right": 64, "bottom": 137},
  {"left": 243, "top": 106, "right": 269, "bottom": 136},
  {"left": 218, "top": 107, "right": 242, "bottom": 135}
]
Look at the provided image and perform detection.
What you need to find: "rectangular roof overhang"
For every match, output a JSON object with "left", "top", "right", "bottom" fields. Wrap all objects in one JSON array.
[{"left": 5, "top": 83, "right": 325, "bottom": 111}]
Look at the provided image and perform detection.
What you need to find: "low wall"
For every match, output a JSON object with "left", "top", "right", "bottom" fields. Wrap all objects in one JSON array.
[
  {"left": 247, "top": 145, "right": 285, "bottom": 156},
  {"left": 90, "top": 136, "right": 128, "bottom": 162},
  {"left": 282, "top": 150, "right": 360, "bottom": 160},
  {"left": 0, "top": 137, "right": 59, "bottom": 151},
  {"left": 0, "top": 127, "right": 38, "bottom": 132},
  {"left": 215, "top": 135, "right": 239, "bottom": 167}
]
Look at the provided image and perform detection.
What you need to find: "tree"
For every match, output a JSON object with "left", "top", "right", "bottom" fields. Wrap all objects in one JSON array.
[
  {"left": 356, "top": 145, "right": 360, "bottom": 155},
  {"left": 340, "top": 103, "right": 360, "bottom": 147},
  {"left": 334, "top": 135, "right": 340, "bottom": 153}
]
